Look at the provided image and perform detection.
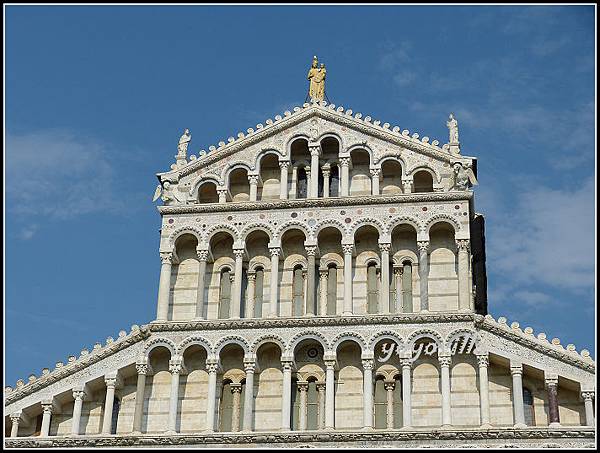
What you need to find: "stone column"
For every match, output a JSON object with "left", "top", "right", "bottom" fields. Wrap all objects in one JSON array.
[
  {"left": 218, "top": 188, "right": 227, "bottom": 203},
  {"left": 305, "top": 246, "right": 317, "bottom": 316},
  {"left": 417, "top": 241, "right": 429, "bottom": 312},
  {"left": 319, "top": 269, "right": 328, "bottom": 316},
  {"left": 402, "top": 179, "right": 412, "bottom": 194},
  {"left": 269, "top": 247, "right": 281, "bottom": 317},
  {"left": 167, "top": 359, "right": 182, "bottom": 433},
  {"left": 322, "top": 168, "right": 330, "bottom": 198},
  {"left": 340, "top": 157, "right": 350, "bottom": 197},
  {"left": 309, "top": 144, "right": 320, "bottom": 198},
  {"left": 510, "top": 363, "right": 527, "bottom": 428},
  {"left": 317, "top": 383, "right": 326, "bottom": 429},
  {"left": 281, "top": 359, "right": 293, "bottom": 431},
  {"left": 370, "top": 168, "right": 380, "bottom": 195},
  {"left": 195, "top": 250, "right": 208, "bottom": 319},
  {"left": 401, "top": 357, "right": 412, "bottom": 428},
  {"left": 40, "top": 401, "right": 53, "bottom": 437},
  {"left": 71, "top": 388, "right": 87, "bottom": 436},
  {"left": 581, "top": 391, "right": 595, "bottom": 427},
  {"left": 439, "top": 354, "right": 452, "bottom": 428},
  {"left": 342, "top": 244, "right": 354, "bottom": 315},
  {"left": 230, "top": 383, "right": 243, "bottom": 432},
  {"left": 231, "top": 249, "right": 245, "bottom": 319},
  {"left": 476, "top": 353, "right": 491, "bottom": 427},
  {"left": 249, "top": 175, "right": 259, "bottom": 202},
  {"left": 10, "top": 413, "right": 21, "bottom": 438},
  {"left": 102, "top": 373, "right": 121, "bottom": 434},
  {"left": 242, "top": 360, "right": 256, "bottom": 431},
  {"left": 290, "top": 166, "right": 298, "bottom": 199},
  {"left": 279, "top": 162, "right": 290, "bottom": 199},
  {"left": 385, "top": 381, "right": 395, "bottom": 429},
  {"left": 246, "top": 271, "right": 256, "bottom": 318},
  {"left": 456, "top": 240, "right": 471, "bottom": 311},
  {"left": 205, "top": 360, "right": 219, "bottom": 432},
  {"left": 156, "top": 252, "right": 173, "bottom": 321},
  {"left": 394, "top": 267, "right": 403, "bottom": 313},
  {"left": 379, "top": 243, "right": 391, "bottom": 314},
  {"left": 362, "top": 359, "right": 374, "bottom": 429},
  {"left": 133, "top": 362, "right": 148, "bottom": 433},
  {"left": 325, "top": 358, "right": 336, "bottom": 429},
  {"left": 298, "top": 381, "right": 309, "bottom": 430},
  {"left": 305, "top": 166, "right": 312, "bottom": 198},
  {"left": 545, "top": 374, "right": 561, "bottom": 427}
]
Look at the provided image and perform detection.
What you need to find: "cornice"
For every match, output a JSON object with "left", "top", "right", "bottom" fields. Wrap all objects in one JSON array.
[
  {"left": 158, "top": 191, "right": 473, "bottom": 215},
  {"left": 5, "top": 427, "right": 595, "bottom": 448}
]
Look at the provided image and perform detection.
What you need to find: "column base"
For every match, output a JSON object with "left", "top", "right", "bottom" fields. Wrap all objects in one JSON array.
[
  {"left": 441, "top": 424, "right": 452, "bottom": 429},
  {"left": 361, "top": 426, "right": 374, "bottom": 431},
  {"left": 549, "top": 422, "right": 562, "bottom": 428},
  {"left": 164, "top": 430, "right": 177, "bottom": 435},
  {"left": 342, "top": 311, "right": 353, "bottom": 316},
  {"left": 480, "top": 423, "right": 492, "bottom": 429},
  {"left": 513, "top": 423, "right": 528, "bottom": 429}
]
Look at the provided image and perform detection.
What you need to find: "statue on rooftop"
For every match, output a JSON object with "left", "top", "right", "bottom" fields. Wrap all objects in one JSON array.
[
  {"left": 451, "top": 162, "right": 478, "bottom": 191},
  {"left": 447, "top": 113, "right": 459, "bottom": 144},
  {"left": 308, "top": 56, "right": 326, "bottom": 102},
  {"left": 177, "top": 128, "right": 191, "bottom": 159}
]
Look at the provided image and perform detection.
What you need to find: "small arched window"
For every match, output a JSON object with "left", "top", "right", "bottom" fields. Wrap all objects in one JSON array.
[
  {"left": 297, "top": 167, "right": 308, "bottom": 199},
  {"left": 330, "top": 165, "right": 340, "bottom": 197},
  {"left": 413, "top": 170, "right": 434, "bottom": 193},
  {"left": 254, "top": 267, "right": 264, "bottom": 318},
  {"left": 367, "top": 262, "right": 379, "bottom": 314},
  {"left": 402, "top": 261, "right": 413, "bottom": 313},
  {"left": 292, "top": 265, "right": 305, "bottom": 317},
  {"left": 523, "top": 387, "right": 535, "bottom": 426},
  {"left": 327, "top": 264, "right": 337, "bottom": 315}
]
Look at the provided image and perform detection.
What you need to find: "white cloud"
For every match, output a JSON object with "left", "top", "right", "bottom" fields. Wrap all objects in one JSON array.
[
  {"left": 486, "top": 177, "right": 595, "bottom": 293},
  {"left": 18, "top": 224, "right": 38, "bottom": 240},
  {"left": 6, "top": 129, "right": 127, "bottom": 222}
]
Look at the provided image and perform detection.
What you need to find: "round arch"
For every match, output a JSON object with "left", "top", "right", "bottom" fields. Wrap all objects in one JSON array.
[
  {"left": 214, "top": 335, "right": 250, "bottom": 357},
  {"left": 288, "top": 331, "right": 330, "bottom": 355},
  {"left": 177, "top": 336, "right": 212, "bottom": 356}
]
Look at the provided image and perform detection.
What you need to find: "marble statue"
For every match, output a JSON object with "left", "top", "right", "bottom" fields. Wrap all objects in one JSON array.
[
  {"left": 452, "top": 162, "right": 478, "bottom": 190},
  {"left": 177, "top": 128, "right": 192, "bottom": 158},
  {"left": 447, "top": 113, "right": 459, "bottom": 144}
]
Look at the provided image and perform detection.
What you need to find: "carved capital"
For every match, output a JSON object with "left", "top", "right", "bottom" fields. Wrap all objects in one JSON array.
[
  {"left": 230, "top": 383, "right": 243, "bottom": 394},
  {"left": 196, "top": 250, "right": 209, "bottom": 262},
  {"left": 339, "top": 157, "right": 350, "bottom": 167},
  {"left": 10, "top": 413, "right": 21, "bottom": 423},
  {"left": 510, "top": 364, "right": 523, "bottom": 376},
  {"left": 243, "top": 361, "right": 256, "bottom": 373},
  {"left": 309, "top": 145, "right": 321, "bottom": 157},
  {"left": 456, "top": 239, "right": 470, "bottom": 252},
  {"left": 324, "top": 359, "right": 336, "bottom": 370},
  {"left": 160, "top": 252, "right": 173, "bottom": 265},
  {"left": 476, "top": 354, "right": 489, "bottom": 368},
  {"left": 545, "top": 374, "right": 559, "bottom": 388},
  {"left": 581, "top": 391, "right": 595, "bottom": 402},
  {"left": 319, "top": 268, "right": 329, "bottom": 278},
  {"left": 438, "top": 355, "right": 452, "bottom": 368},
  {"left": 269, "top": 247, "right": 281, "bottom": 257},
  {"left": 384, "top": 381, "right": 396, "bottom": 391},
  {"left": 378, "top": 242, "right": 391, "bottom": 253},
  {"left": 206, "top": 362, "right": 219, "bottom": 374},
  {"left": 342, "top": 244, "right": 354, "bottom": 255},
  {"left": 248, "top": 175, "right": 259, "bottom": 185},
  {"left": 281, "top": 360, "right": 294, "bottom": 372},
  {"left": 136, "top": 363, "right": 149, "bottom": 375},
  {"left": 417, "top": 241, "right": 430, "bottom": 253},
  {"left": 370, "top": 168, "right": 381, "bottom": 177},
  {"left": 246, "top": 271, "right": 256, "bottom": 282},
  {"left": 361, "top": 359, "right": 374, "bottom": 370},
  {"left": 316, "top": 382, "right": 326, "bottom": 392},
  {"left": 169, "top": 360, "right": 183, "bottom": 375},
  {"left": 41, "top": 403, "right": 53, "bottom": 415},
  {"left": 72, "top": 389, "right": 87, "bottom": 401},
  {"left": 297, "top": 381, "right": 309, "bottom": 392},
  {"left": 400, "top": 358, "right": 413, "bottom": 369},
  {"left": 233, "top": 249, "right": 245, "bottom": 259},
  {"left": 305, "top": 245, "right": 317, "bottom": 256},
  {"left": 279, "top": 161, "right": 290, "bottom": 170}
]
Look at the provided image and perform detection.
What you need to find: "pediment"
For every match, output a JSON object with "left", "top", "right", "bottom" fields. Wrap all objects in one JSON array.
[{"left": 157, "top": 102, "right": 475, "bottom": 194}]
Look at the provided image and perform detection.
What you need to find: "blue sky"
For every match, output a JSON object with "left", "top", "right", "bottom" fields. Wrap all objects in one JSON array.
[{"left": 5, "top": 5, "right": 595, "bottom": 385}]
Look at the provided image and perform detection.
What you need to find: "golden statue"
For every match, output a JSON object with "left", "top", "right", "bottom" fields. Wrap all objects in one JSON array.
[{"left": 307, "top": 56, "right": 326, "bottom": 101}]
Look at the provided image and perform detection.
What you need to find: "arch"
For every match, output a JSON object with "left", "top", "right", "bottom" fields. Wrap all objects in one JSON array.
[
  {"left": 350, "top": 217, "right": 385, "bottom": 237},
  {"left": 387, "top": 216, "right": 422, "bottom": 236},
  {"left": 205, "top": 224, "right": 240, "bottom": 244},
  {"left": 285, "top": 134, "right": 311, "bottom": 160},
  {"left": 407, "top": 165, "right": 441, "bottom": 184},
  {"left": 424, "top": 216, "right": 461, "bottom": 235},
  {"left": 392, "top": 252, "right": 418, "bottom": 266},
  {"left": 254, "top": 148, "right": 285, "bottom": 172},
  {"left": 368, "top": 330, "right": 405, "bottom": 351},
  {"left": 190, "top": 175, "right": 223, "bottom": 198},
  {"left": 313, "top": 219, "right": 348, "bottom": 239},
  {"left": 405, "top": 328, "right": 444, "bottom": 352},
  {"left": 444, "top": 328, "right": 480, "bottom": 355},
  {"left": 248, "top": 256, "right": 270, "bottom": 272},
  {"left": 251, "top": 334, "right": 286, "bottom": 355},
  {"left": 346, "top": 143, "right": 375, "bottom": 164},
  {"left": 214, "top": 335, "right": 250, "bottom": 356},
  {"left": 222, "top": 162, "right": 254, "bottom": 187},
  {"left": 287, "top": 330, "right": 330, "bottom": 354},
  {"left": 275, "top": 221, "right": 312, "bottom": 243},
  {"left": 331, "top": 332, "right": 367, "bottom": 354},
  {"left": 168, "top": 226, "right": 204, "bottom": 248},
  {"left": 375, "top": 153, "right": 408, "bottom": 171},
  {"left": 319, "top": 253, "right": 343, "bottom": 270},
  {"left": 177, "top": 336, "right": 212, "bottom": 356},
  {"left": 318, "top": 133, "right": 344, "bottom": 152},
  {"left": 144, "top": 337, "right": 177, "bottom": 359},
  {"left": 240, "top": 223, "right": 275, "bottom": 242}
]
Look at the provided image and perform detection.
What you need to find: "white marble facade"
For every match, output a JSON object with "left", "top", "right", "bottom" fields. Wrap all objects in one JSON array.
[{"left": 4, "top": 101, "right": 596, "bottom": 448}]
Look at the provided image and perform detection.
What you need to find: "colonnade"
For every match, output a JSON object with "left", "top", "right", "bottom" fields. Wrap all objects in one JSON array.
[{"left": 12, "top": 352, "right": 595, "bottom": 438}]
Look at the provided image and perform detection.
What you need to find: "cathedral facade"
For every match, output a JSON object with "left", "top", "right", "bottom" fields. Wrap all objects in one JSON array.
[{"left": 4, "top": 92, "right": 596, "bottom": 447}]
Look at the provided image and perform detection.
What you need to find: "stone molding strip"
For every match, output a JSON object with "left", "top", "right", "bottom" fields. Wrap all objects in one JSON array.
[
  {"left": 5, "top": 427, "right": 595, "bottom": 448},
  {"left": 158, "top": 191, "right": 473, "bottom": 215}
]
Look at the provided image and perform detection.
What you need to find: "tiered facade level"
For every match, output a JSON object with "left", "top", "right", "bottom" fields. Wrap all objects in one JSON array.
[{"left": 5, "top": 100, "right": 596, "bottom": 448}]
